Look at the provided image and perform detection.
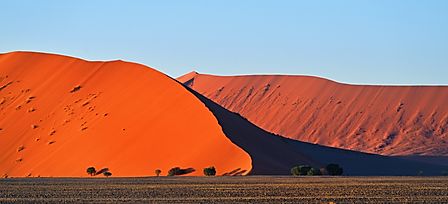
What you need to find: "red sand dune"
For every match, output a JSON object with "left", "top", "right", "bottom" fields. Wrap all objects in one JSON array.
[
  {"left": 178, "top": 72, "right": 448, "bottom": 156},
  {"left": 0, "top": 52, "right": 251, "bottom": 177},
  {"left": 1, "top": 52, "right": 446, "bottom": 177},
  {"left": 190, "top": 85, "right": 448, "bottom": 175}
]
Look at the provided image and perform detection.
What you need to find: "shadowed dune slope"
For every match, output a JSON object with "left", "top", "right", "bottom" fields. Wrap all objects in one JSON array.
[
  {"left": 189, "top": 87, "right": 447, "bottom": 175},
  {"left": 0, "top": 52, "right": 251, "bottom": 177},
  {"left": 178, "top": 72, "right": 448, "bottom": 156}
]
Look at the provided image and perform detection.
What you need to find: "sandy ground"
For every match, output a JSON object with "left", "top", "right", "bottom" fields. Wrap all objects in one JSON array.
[{"left": 1, "top": 176, "right": 448, "bottom": 203}]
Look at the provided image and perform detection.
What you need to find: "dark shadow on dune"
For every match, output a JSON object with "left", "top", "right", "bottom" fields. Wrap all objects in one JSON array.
[
  {"left": 221, "top": 168, "right": 241, "bottom": 176},
  {"left": 183, "top": 78, "right": 195, "bottom": 87},
  {"left": 183, "top": 85, "right": 448, "bottom": 176},
  {"left": 221, "top": 168, "right": 247, "bottom": 176},
  {"left": 168, "top": 167, "right": 196, "bottom": 176},
  {"left": 233, "top": 170, "right": 247, "bottom": 176},
  {"left": 95, "top": 168, "right": 110, "bottom": 176},
  {"left": 178, "top": 168, "right": 195, "bottom": 176}
]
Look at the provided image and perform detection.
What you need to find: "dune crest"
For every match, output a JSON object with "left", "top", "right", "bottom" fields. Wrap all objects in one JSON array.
[
  {"left": 178, "top": 72, "right": 448, "bottom": 156},
  {"left": 0, "top": 52, "right": 251, "bottom": 177}
]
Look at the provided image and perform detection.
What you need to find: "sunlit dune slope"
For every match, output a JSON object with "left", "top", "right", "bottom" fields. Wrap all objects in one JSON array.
[
  {"left": 0, "top": 52, "right": 251, "bottom": 177},
  {"left": 178, "top": 72, "right": 448, "bottom": 156},
  {"left": 190, "top": 88, "right": 447, "bottom": 175}
]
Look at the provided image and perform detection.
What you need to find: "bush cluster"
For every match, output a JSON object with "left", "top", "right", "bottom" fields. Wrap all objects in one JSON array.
[
  {"left": 85, "top": 167, "right": 112, "bottom": 177},
  {"left": 157, "top": 166, "right": 218, "bottom": 176},
  {"left": 291, "top": 163, "right": 343, "bottom": 176},
  {"left": 203, "top": 166, "right": 216, "bottom": 176}
]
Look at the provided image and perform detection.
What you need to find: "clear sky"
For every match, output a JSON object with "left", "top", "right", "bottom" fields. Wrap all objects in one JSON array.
[{"left": 1, "top": 0, "right": 447, "bottom": 85}]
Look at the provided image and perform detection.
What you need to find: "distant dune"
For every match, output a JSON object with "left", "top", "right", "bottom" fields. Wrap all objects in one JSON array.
[
  {"left": 0, "top": 52, "right": 251, "bottom": 177},
  {"left": 190, "top": 86, "right": 447, "bottom": 175},
  {"left": 178, "top": 72, "right": 448, "bottom": 157}
]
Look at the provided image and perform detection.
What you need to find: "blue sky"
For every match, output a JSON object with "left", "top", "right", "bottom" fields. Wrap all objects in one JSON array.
[{"left": 1, "top": 0, "right": 447, "bottom": 84}]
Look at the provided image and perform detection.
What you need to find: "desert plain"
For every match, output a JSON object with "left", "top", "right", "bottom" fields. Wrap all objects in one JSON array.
[{"left": 1, "top": 176, "right": 448, "bottom": 203}]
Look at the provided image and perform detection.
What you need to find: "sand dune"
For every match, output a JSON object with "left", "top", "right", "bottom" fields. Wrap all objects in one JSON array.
[
  {"left": 178, "top": 72, "right": 448, "bottom": 156},
  {"left": 0, "top": 52, "right": 251, "bottom": 177},
  {"left": 190, "top": 87, "right": 447, "bottom": 175},
  {"left": 1, "top": 52, "right": 446, "bottom": 177}
]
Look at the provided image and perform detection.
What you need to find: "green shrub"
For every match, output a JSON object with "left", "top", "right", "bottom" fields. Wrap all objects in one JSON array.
[
  {"left": 299, "top": 165, "right": 312, "bottom": 175},
  {"left": 86, "top": 167, "right": 96, "bottom": 176},
  {"left": 326, "top": 164, "right": 343, "bottom": 176},
  {"left": 291, "top": 166, "right": 300, "bottom": 176},
  {"left": 291, "top": 165, "right": 312, "bottom": 176},
  {"left": 307, "top": 168, "right": 322, "bottom": 176},
  {"left": 203, "top": 166, "right": 216, "bottom": 176}
]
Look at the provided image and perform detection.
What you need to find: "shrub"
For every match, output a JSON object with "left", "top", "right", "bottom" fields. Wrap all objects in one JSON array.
[
  {"left": 86, "top": 167, "right": 96, "bottom": 176},
  {"left": 291, "top": 165, "right": 312, "bottom": 176},
  {"left": 168, "top": 167, "right": 195, "bottom": 176},
  {"left": 203, "top": 166, "right": 216, "bottom": 176},
  {"left": 307, "top": 168, "right": 322, "bottom": 176},
  {"left": 291, "top": 166, "right": 300, "bottom": 176},
  {"left": 155, "top": 169, "right": 162, "bottom": 176},
  {"left": 103, "top": 171, "right": 112, "bottom": 177},
  {"left": 299, "top": 165, "right": 312, "bottom": 175},
  {"left": 326, "top": 164, "right": 343, "bottom": 176}
]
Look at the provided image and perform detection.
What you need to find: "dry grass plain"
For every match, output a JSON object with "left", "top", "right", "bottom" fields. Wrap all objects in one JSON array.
[{"left": 1, "top": 176, "right": 448, "bottom": 203}]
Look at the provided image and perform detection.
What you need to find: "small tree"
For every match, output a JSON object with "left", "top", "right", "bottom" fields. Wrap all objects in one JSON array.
[
  {"left": 86, "top": 167, "right": 96, "bottom": 176},
  {"left": 291, "top": 166, "right": 300, "bottom": 176},
  {"left": 155, "top": 169, "right": 162, "bottom": 177},
  {"left": 291, "top": 165, "right": 312, "bottom": 176},
  {"left": 326, "top": 164, "right": 343, "bottom": 176},
  {"left": 103, "top": 171, "right": 112, "bottom": 177},
  {"left": 203, "top": 166, "right": 216, "bottom": 176},
  {"left": 300, "top": 165, "right": 312, "bottom": 175},
  {"left": 307, "top": 168, "right": 322, "bottom": 176}
]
